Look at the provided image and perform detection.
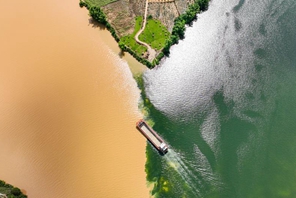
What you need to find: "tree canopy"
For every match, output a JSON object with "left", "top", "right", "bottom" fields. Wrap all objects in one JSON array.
[{"left": 89, "top": 6, "right": 107, "bottom": 25}]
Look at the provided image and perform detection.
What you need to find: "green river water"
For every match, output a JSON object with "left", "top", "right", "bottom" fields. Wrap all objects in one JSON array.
[{"left": 141, "top": 0, "right": 296, "bottom": 197}]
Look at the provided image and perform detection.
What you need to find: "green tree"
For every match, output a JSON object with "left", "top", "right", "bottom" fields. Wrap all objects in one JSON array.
[
  {"left": 0, "top": 180, "right": 5, "bottom": 187},
  {"left": 172, "top": 19, "right": 186, "bottom": 39},
  {"left": 163, "top": 39, "right": 172, "bottom": 56},
  {"left": 89, "top": 6, "right": 107, "bottom": 25},
  {"left": 118, "top": 41, "right": 126, "bottom": 51},
  {"left": 147, "top": 15, "right": 153, "bottom": 20},
  {"left": 11, "top": 187, "right": 21, "bottom": 196},
  {"left": 198, "top": 0, "right": 210, "bottom": 10},
  {"left": 79, "top": 1, "right": 87, "bottom": 8}
]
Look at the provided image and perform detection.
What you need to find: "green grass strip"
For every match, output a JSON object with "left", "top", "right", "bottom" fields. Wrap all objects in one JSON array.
[{"left": 139, "top": 19, "right": 170, "bottom": 51}]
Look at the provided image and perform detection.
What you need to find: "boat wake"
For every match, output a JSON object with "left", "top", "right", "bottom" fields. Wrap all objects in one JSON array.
[
  {"left": 163, "top": 147, "right": 222, "bottom": 196},
  {"left": 164, "top": 149, "right": 201, "bottom": 196}
]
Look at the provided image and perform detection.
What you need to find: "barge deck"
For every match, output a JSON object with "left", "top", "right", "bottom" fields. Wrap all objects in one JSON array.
[{"left": 136, "top": 119, "right": 168, "bottom": 154}]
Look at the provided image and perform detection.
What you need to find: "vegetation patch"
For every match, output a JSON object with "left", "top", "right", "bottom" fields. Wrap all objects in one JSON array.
[
  {"left": 162, "top": 0, "right": 210, "bottom": 56},
  {"left": 139, "top": 18, "right": 170, "bottom": 51},
  {"left": 0, "top": 180, "right": 27, "bottom": 198},
  {"left": 119, "top": 17, "right": 147, "bottom": 57},
  {"left": 80, "top": 0, "right": 211, "bottom": 68},
  {"left": 83, "top": 0, "right": 117, "bottom": 7}
]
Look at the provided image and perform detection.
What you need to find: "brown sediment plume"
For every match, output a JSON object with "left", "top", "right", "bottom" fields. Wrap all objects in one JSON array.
[{"left": 0, "top": 0, "right": 149, "bottom": 197}]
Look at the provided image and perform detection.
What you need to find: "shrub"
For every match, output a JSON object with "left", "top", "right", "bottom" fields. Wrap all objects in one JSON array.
[
  {"left": 0, "top": 180, "right": 6, "bottom": 187},
  {"left": 11, "top": 187, "right": 21, "bottom": 196},
  {"left": 89, "top": 6, "right": 107, "bottom": 25},
  {"left": 79, "top": 1, "right": 87, "bottom": 8},
  {"left": 148, "top": 15, "right": 153, "bottom": 20}
]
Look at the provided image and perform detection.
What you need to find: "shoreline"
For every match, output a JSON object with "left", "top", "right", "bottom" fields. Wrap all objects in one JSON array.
[
  {"left": 90, "top": 21, "right": 147, "bottom": 75},
  {"left": 0, "top": 180, "right": 27, "bottom": 198},
  {"left": 80, "top": 0, "right": 210, "bottom": 68}
]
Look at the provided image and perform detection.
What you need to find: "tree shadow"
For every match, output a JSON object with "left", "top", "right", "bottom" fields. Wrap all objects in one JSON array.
[
  {"left": 87, "top": 16, "right": 128, "bottom": 59},
  {"left": 118, "top": 50, "right": 124, "bottom": 58},
  {"left": 88, "top": 16, "right": 123, "bottom": 57},
  {"left": 88, "top": 17, "right": 106, "bottom": 30}
]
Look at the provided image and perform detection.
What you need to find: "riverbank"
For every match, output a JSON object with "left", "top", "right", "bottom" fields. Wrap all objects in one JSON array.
[
  {"left": 0, "top": 180, "right": 27, "bottom": 198},
  {"left": 80, "top": 0, "right": 210, "bottom": 68},
  {"left": 0, "top": 0, "right": 149, "bottom": 197}
]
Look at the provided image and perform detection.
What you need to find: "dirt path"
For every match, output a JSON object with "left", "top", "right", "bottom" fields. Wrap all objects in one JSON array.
[{"left": 134, "top": 0, "right": 156, "bottom": 61}]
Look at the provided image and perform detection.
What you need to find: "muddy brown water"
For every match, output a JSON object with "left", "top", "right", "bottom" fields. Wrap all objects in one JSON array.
[{"left": 0, "top": 0, "right": 149, "bottom": 197}]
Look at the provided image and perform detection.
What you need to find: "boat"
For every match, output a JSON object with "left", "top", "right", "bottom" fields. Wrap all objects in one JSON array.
[{"left": 136, "top": 119, "right": 168, "bottom": 154}]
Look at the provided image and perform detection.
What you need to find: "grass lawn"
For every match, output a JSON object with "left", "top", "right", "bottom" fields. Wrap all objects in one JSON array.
[
  {"left": 84, "top": 0, "right": 117, "bottom": 7},
  {"left": 120, "top": 16, "right": 147, "bottom": 56},
  {"left": 139, "top": 19, "right": 170, "bottom": 51}
]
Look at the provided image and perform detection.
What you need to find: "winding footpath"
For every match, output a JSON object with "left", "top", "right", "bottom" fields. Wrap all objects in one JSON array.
[{"left": 134, "top": 0, "right": 156, "bottom": 61}]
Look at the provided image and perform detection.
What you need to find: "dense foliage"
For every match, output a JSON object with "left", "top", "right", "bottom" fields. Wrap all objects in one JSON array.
[
  {"left": 89, "top": 6, "right": 107, "bottom": 25},
  {"left": 0, "top": 180, "right": 27, "bottom": 198},
  {"left": 162, "top": 0, "right": 210, "bottom": 56}
]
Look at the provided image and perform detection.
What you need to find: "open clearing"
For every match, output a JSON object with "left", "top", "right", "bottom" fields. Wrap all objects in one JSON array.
[{"left": 139, "top": 18, "right": 170, "bottom": 51}]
